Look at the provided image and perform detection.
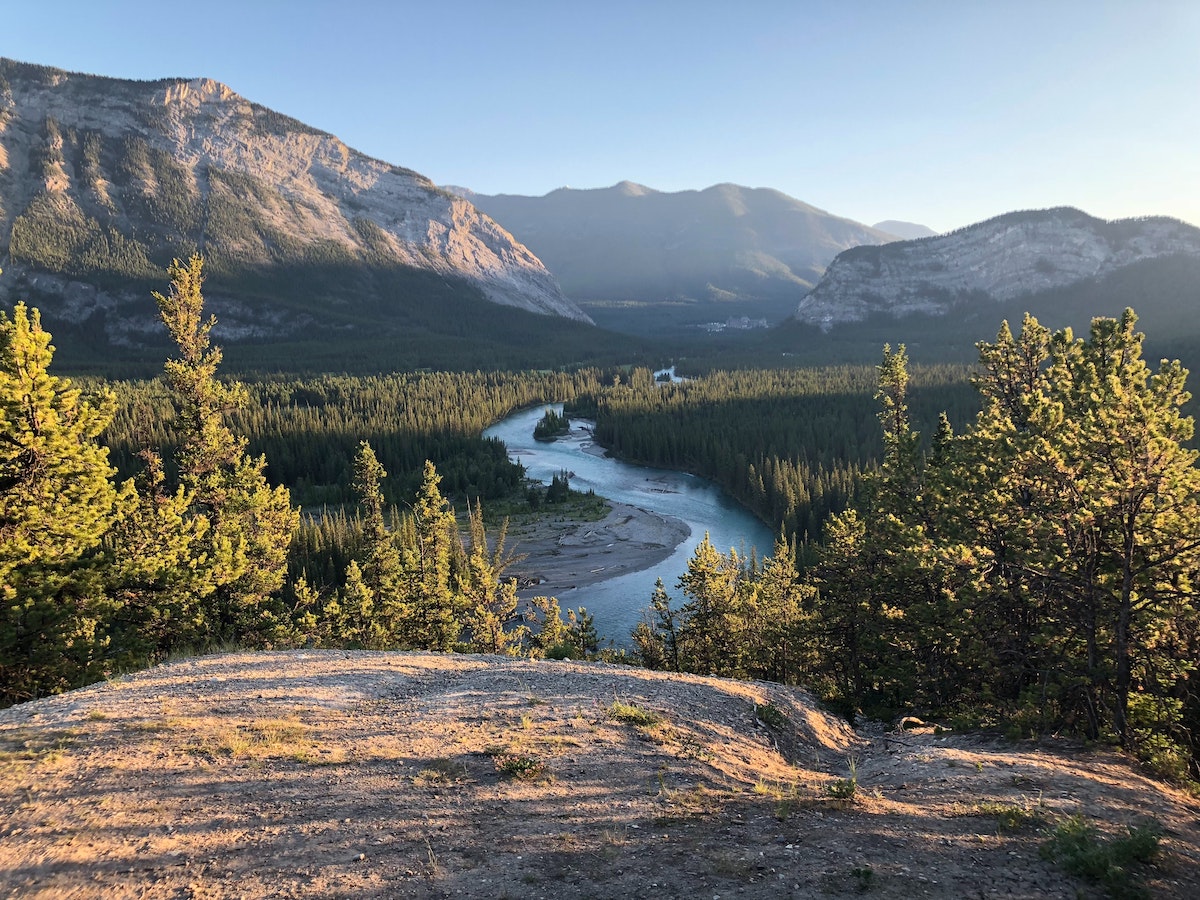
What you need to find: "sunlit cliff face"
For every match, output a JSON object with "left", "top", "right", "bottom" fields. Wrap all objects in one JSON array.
[
  {"left": 0, "top": 58, "right": 590, "bottom": 347},
  {"left": 796, "top": 208, "right": 1200, "bottom": 329}
]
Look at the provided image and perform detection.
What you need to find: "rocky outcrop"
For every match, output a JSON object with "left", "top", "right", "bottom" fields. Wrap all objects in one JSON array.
[
  {"left": 0, "top": 58, "right": 589, "bottom": 347},
  {"left": 795, "top": 208, "right": 1200, "bottom": 329}
]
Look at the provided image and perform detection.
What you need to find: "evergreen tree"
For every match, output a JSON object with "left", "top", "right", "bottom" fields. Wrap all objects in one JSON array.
[
  {"left": 566, "top": 606, "right": 600, "bottom": 658},
  {"left": 401, "top": 460, "right": 462, "bottom": 650},
  {"left": 525, "top": 595, "right": 572, "bottom": 657},
  {"left": 744, "top": 533, "right": 817, "bottom": 684},
  {"left": 460, "top": 500, "right": 525, "bottom": 655},
  {"left": 153, "top": 256, "right": 298, "bottom": 645},
  {"left": 0, "top": 303, "right": 127, "bottom": 699},
  {"left": 350, "top": 441, "right": 406, "bottom": 646},
  {"left": 633, "top": 578, "right": 680, "bottom": 670},
  {"left": 675, "top": 533, "right": 740, "bottom": 675},
  {"left": 907, "top": 310, "right": 1200, "bottom": 764},
  {"left": 106, "top": 450, "right": 211, "bottom": 659}
]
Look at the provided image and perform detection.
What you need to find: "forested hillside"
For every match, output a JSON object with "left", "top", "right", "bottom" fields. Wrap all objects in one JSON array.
[{"left": 568, "top": 366, "right": 980, "bottom": 550}]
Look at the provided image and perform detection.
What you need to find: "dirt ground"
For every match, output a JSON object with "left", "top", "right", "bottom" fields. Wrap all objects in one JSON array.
[{"left": 2, "top": 651, "right": 1197, "bottom": 899}]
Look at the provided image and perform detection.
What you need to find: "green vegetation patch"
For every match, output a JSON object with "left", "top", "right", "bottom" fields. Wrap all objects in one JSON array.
[
  {"left": 493, "top": 752, "right": 545, "bottom": 780},
  {"left": 1039, "top": 815, "right": 1161, "bottom": 899},
  {"left": 972, "top": 800, "right": 1046, "bottom": 832},
  {"left": 755, "top": 701, "right": 789, "bottom": 730},
  {"left": 609, "top": 699, "right": 662, "bottom": 727}
]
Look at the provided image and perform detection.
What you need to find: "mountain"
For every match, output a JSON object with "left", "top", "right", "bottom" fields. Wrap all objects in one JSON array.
[
  {"left": 873, "top": 219, "right": 938, "bottom": 240},
  {"left": 450, "top": 181, "right": 896, "bottom": 333},
  {"left": 795, "top": 208, "right": 1200, "bottom": 339},
  {"left": 0, "top": 58, "right": 593, "bottom": 368}
]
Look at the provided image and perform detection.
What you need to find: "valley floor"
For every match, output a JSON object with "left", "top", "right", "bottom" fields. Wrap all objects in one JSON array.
[{"left": 2, "top": 652, "right": 1198, "bottom": 899}]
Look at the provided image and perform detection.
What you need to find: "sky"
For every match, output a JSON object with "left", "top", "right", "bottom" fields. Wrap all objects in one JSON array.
[{"left": 3, "top": 0, "right": 1198, "bottom": 232}]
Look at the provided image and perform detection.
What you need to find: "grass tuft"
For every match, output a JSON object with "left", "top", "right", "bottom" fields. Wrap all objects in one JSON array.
[
  {"left": 1039, "top": 815, "right": 1160, "bottom": 899},
  {"left": 609, "top": 699, "right": 662, "bottom": 727}
]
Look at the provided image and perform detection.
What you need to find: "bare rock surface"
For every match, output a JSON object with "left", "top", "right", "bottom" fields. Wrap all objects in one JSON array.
[
  {"left": 2, "top": 651, "right": 1198, "bottom": 898},
  {"left": 796, "top": 207, "right": 1200, "bottom": 329},
  {"left": 0, "top": 57, "right": 589, "bottom": 339}
]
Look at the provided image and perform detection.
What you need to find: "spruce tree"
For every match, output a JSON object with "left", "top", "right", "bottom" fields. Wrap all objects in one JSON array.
[{"left": 402, "top": 460, "right": 461, "bottom": 650}]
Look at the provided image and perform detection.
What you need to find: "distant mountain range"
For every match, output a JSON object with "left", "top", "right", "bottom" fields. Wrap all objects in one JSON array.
[
  {"left": 447, "top": 182, "right": 905, "bottom": 333},
  {"left": 4, "top": 58, "right": 1194, "bottom": 373},
  {"left": 787, "top": 207, "right": 1200, "bottom": 363},
  {"left": 872, "top": 220, "right": 938, "bottom": 240},
  {"left": 0, "top": 57, "right": 594, "bottom": 369}
]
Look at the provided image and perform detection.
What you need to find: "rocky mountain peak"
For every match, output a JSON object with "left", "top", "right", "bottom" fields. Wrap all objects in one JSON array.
[
  {"left": 158, "top": 77, "right": 237, "bottom": 107},
  {"left": 795, "top": 206, "right": 1200, "bottom": 330},
  {"left": 0, "top": 56, "right": 590, "bottom": 352}
]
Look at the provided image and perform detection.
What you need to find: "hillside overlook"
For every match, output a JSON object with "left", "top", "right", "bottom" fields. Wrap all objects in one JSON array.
[
  {"left": 795, "top": 207, "right": 1200, "bottom": 331},
  {"left": 0, "top": 58, "right": 590, "bottom": 363},
  {"left": 2, "top": 651, "right": 1196, "bottom": 898},
  {"left": 449, "top": 181, "right": 897, "bottom": 333}
]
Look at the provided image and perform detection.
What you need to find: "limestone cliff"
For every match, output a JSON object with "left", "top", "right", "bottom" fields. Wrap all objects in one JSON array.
[
  {"left": 0, "top": 58, "right": 589, "bottom": 350},
  {"left": 795, "top": 208, "right": 1200, "bottom": 330}
]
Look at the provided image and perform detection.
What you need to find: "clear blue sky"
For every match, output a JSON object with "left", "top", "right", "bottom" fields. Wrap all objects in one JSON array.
[{"left": 4, "top": 1, "right": 1197, "bottom": 231}]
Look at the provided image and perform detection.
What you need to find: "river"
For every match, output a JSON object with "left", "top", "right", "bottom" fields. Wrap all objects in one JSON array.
[{"left": 483, "top": 405, "right": 775, "bottom": 646}]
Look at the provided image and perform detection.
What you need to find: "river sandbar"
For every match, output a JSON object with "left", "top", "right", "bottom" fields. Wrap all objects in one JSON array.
[{"left": 506, "top": 500, "right": 691, "bottom": 598}]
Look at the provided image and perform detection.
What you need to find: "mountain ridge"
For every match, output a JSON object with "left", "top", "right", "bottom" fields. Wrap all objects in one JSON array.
[
  {"left": 0, "top": 57, "right": 591, "bottom": 357},
  {"left": 448, "top": 181, "right": 899, "bottom": 333},
  {"left": 795, "top": 206, "right": 1200, "bottom": 331}
]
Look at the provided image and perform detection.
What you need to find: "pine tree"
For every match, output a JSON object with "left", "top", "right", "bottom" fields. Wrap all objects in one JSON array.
[
  {"left": 106, "top": 450, "right": 211, "bottom": 660},
  {"left": 525, "top": 595, "right": 572, "bottom": 657},
  {"left": 633, "top": 578, "right": 680, "bottom": 670},
  {"left": 153, "top": 256, "right": 298, "bottom": 646},
  {"left": 1034, "top": 311, "right": 1200, "bottom": 747},
  {"left": 459, "top": 500, "right": 525, "bottom": 655},
  {"left": 350, "top": 441, "right": 406, "bottom": 645},
  {"left": 747, "top": 533, "right": 817, "bottom": 684},
  {"left": 0, "top": 303, "right": 127, "bottom": 699},
  {"left": 401, "top": 460, "right": 461, "bottom": 650},
  {"left": 675, "top": 533, "right": 739, "bottom": 675},
  {"left": 932, "top": 310, "right": 1200, "bottom": 757}
]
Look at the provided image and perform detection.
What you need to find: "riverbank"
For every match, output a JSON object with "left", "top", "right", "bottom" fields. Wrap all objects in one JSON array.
[{"left": 505, "top": 500, "right": 692, "bottom": 599}]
